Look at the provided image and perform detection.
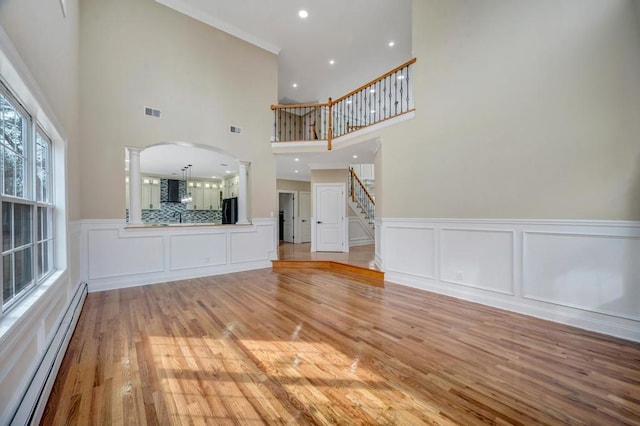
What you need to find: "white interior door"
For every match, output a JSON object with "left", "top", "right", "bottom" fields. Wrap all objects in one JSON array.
[
  {"left": 299, "top": 191, "right": 311, "bottom": 243},
  {"left": 314, "top": 184, "right": 345, "bottom": 252}
]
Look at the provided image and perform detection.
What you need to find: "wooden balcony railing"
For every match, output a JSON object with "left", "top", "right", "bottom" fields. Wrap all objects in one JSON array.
[{"left": 271, "top": 58, "right": 416, "bottom": 150}]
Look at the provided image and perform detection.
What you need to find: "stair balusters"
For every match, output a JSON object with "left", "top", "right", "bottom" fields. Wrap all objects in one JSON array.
[{"left": 349, "top": 168, "right": 375, "bottom": 224}]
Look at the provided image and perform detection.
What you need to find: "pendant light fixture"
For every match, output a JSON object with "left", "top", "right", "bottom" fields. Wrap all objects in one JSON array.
[{"left": 180, "top": 164, "right": 193, "bottom": 204}]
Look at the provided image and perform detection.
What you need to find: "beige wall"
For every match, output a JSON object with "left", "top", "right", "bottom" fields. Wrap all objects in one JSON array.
[
  {"left": 0, "top": 0, "right": 80, "bottom": 220},
  {"left": 375, "top": 0, "right": 640, "bottom": 220},
  {"left": 80, "top": 0, "right": 277, "bottom": 219},
  {"left": 311, "top": 169, "right": 348, "bottom": 184},
  {"left": 276, "top": 179, "right": 311, "bottom": 193}
]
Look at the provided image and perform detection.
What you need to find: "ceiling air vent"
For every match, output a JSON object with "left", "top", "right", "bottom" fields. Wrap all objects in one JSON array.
[
  {"left": 230, "top": 125, "right": 242, "bottom": 134},
  {"left": 144, "top": 107, "right": 161, "bottom": 118}
]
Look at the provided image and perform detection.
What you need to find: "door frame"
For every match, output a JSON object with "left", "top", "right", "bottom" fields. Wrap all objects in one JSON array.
[
  {"left": 277, "top": 190, "right": 298, "bottom": 244},
  {"left": 311, "top": 183, "right": 348, "bottom": 253},
  {"left": 298, "top": 191, "right": 312, "bottom": 243}
]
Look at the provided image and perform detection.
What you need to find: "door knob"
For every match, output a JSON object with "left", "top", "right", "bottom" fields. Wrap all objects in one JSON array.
[
  {"left": 317, "top": 221, "right": 322, "bottom": 224},
  {"left": 302, "top": 219, "right": 307, "bottom": 222}
]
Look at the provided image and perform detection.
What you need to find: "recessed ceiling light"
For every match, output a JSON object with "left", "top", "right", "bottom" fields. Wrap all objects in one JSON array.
[
  {"left": 370, "top": 110, "right": 376, "bottom": 114},
  {"left": 397, "top": 75, "right": 405, "bottom": 80},
  {"left": 369, "top": 89, "right": 375, "bottom": 93},
  {"left": 298, "top": 10, "right": 308, "bottom": 18},
  {"left": 352, "top": 155, "right": 358, "bottom": 159},
  {"left": 388, "top": 41, "right": 395, "bottom": 47},
  {"left": 329, "top": 59, "right": 335, "bottom": 65},
  {"left": 225, "top": 170, "right": 231, "bottom": 174},
  {"left": 294, "top": 158, "right": 300, "bottom": 162},
  {"left": 292, "top": 83, "right": 298, "bottom": 88},
  {"left": 346, "top": 100, "right": 352, "bottom": 104},
  {"left": 294, "top": 170, "right": 299, "bottom": 173}
]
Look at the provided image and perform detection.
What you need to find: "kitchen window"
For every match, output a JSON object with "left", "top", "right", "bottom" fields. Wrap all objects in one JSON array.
[{"left": 1, "top": 82, "right": 54, "bottom": 313}]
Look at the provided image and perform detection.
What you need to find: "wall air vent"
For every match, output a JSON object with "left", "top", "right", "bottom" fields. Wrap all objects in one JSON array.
[
  {"left": 144, "top": 107, "right": 161, "bottom": 118},
  {"left": 230, "top": 125, "right": 242, "bottom": 134}
]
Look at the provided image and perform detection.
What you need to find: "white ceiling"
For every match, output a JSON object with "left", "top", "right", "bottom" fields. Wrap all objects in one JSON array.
[
  {"left": 139, "top": 143, "right": 238, "bottom": 179},
  {"left": 275, "top": 138, "right": 381, "bottom": 182},
  {"left": 153, "top": 0, "right": 412, "bottom": 180}
]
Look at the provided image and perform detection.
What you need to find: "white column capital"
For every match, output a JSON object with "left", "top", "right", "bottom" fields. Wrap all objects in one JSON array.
[{"left": 126, "top": 146, "right": 144, "bottom": 154}]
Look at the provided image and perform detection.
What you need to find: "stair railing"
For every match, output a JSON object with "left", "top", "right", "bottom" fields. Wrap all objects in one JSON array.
[
  {"left": 349, "top": 167, "right": 375, "bottom": 223},
  {"left": 271, "top": 58, "right": 416, "bottom": 150},
  {"left": 270, "top": 103, "right": 329, "bottom": 143}
]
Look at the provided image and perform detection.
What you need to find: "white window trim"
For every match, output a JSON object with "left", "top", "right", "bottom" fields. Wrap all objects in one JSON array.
[{"left": 0, "top": 25, "right": 68, "bottom": 330}]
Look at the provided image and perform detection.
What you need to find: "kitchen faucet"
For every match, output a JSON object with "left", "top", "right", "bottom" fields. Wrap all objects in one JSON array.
[{"left": 173, "top": 212, "right": 182, "bottom": 223}]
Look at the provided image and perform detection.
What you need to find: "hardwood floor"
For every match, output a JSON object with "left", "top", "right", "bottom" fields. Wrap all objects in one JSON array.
[
  {"left": 278, "top": 242, "right": 379, "bottom": 271},
  {"left": 43, "top": 268, "right": 640, "bottom": 425}
]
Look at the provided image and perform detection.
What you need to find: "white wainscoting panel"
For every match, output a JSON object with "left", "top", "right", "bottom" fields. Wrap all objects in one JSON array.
[
  {"left": 523, "top": 231, "right": 640, "bottom": 321},
  {"left": 88, "top": 229, "right": 164, "bottom": 279},
  {"left": 0, "top": 271, "right": 81, "bottom": 423},
  {"left": 441, "top": 228, "right": 514, "bottom": 295},
  {"left": 230, "top": 222, "right": 276, "bottom": 264},
  {"left": 380, "top": 218, "right": 640, "bottom": 342},
  {"left": 170, "top": 233, "right": 227, "bottom": 270},
  {"left": 82, "top": 219, "right": 277, "bottom": 292},
  {"left": 383, "top": 224, "right": 435, "bottom": 279}
]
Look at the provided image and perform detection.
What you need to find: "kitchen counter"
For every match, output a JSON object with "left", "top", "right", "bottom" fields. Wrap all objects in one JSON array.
[{"left": 126, "top": 222, "right": 251, "bottom": 229}]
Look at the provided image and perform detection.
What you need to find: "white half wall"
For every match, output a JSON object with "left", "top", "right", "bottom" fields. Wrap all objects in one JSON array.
[
  {"left": 379, "top": 218, "right": 640, "bottom": 342},
  {"left": 81, "top": 219, "right": 278, "bottom": 292}
]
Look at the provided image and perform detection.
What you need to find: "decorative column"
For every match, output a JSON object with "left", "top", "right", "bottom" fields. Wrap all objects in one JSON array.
[
  {"left": 127, "top": 147, "right": 143, "bottom": 225},
  {"left": 236, "top": 161, "right": 251, "bottom": 224}
]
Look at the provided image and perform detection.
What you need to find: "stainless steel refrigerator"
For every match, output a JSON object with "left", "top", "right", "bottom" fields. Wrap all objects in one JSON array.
[{"left": 222, "top": 197, "right": 237, "bottom": 224}]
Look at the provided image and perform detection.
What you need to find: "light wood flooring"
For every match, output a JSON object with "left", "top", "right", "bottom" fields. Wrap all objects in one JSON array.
[
  {"left": 43, "top": 268, "right": 640, "bottom": 425},
  {"left": 278, "top": 242, "right": 378, "bottom": 271}
]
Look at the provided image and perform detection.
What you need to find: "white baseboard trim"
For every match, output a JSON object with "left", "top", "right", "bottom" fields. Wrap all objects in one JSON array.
[
  {"left": 379, "top": 218, "right": 640, "bottom": 342},
  {"left": 9, "top": 281, "right": 87, "bottom": 425}
]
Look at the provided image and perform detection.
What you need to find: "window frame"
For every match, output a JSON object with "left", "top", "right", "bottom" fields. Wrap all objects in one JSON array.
[{"left": 0, "top": 80, "right": 55, "bottom": 314}]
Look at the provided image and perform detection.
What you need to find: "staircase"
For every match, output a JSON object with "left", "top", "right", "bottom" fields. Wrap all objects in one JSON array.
[{"left": 348, "top": 167, "right": 375, "bottom": 245}]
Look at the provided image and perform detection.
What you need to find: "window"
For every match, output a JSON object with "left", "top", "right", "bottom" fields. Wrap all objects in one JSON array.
[{"left": 1, "top": 84, "right": 54, "bottom": 312}]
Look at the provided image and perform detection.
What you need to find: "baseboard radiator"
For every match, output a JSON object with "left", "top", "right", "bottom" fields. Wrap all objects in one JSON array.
[{"left": 10, "top": 282, "right": 88, "bottom": 425}]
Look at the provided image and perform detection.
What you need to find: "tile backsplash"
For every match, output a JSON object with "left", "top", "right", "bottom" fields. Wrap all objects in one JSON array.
[{"left": 127, "top": 179, "right": 222, "bottom": 224}]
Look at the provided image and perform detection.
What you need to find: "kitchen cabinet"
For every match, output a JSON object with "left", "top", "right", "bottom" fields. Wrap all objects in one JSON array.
[
  {"left": 223, "top": 175, "right": 239, "bottom": 199},
  {"left": 203, "top": 182, "right": 221, "bottom": 210},
  {"left": 186, "top": 180, "right": 204, "bottom": 210},
  {"left": 186, "top": 180, "right": 221, "bottom": 210},
  {"left": 141, "top": 176, "right": 161, "bottom": 210}
]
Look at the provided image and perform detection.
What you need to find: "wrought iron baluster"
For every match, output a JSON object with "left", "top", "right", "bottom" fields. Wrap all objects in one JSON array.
[
  {"left": 405, "top": 66, "right": 410, "bottom": 111},
  {"left": 377, "top": 80, "right": 381, "bottom": 122},
  {"left": 383, "top": 76, "right": 388, "bottom": 120},
  {"left": 285, "top": 109, "right": 289, "bottom": 141},
  {"left": 394, "top": 71, "right": 399, "bottom": 115},
  {"left": 399, "top": 70, "right": 405, "bottom": 113}
]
